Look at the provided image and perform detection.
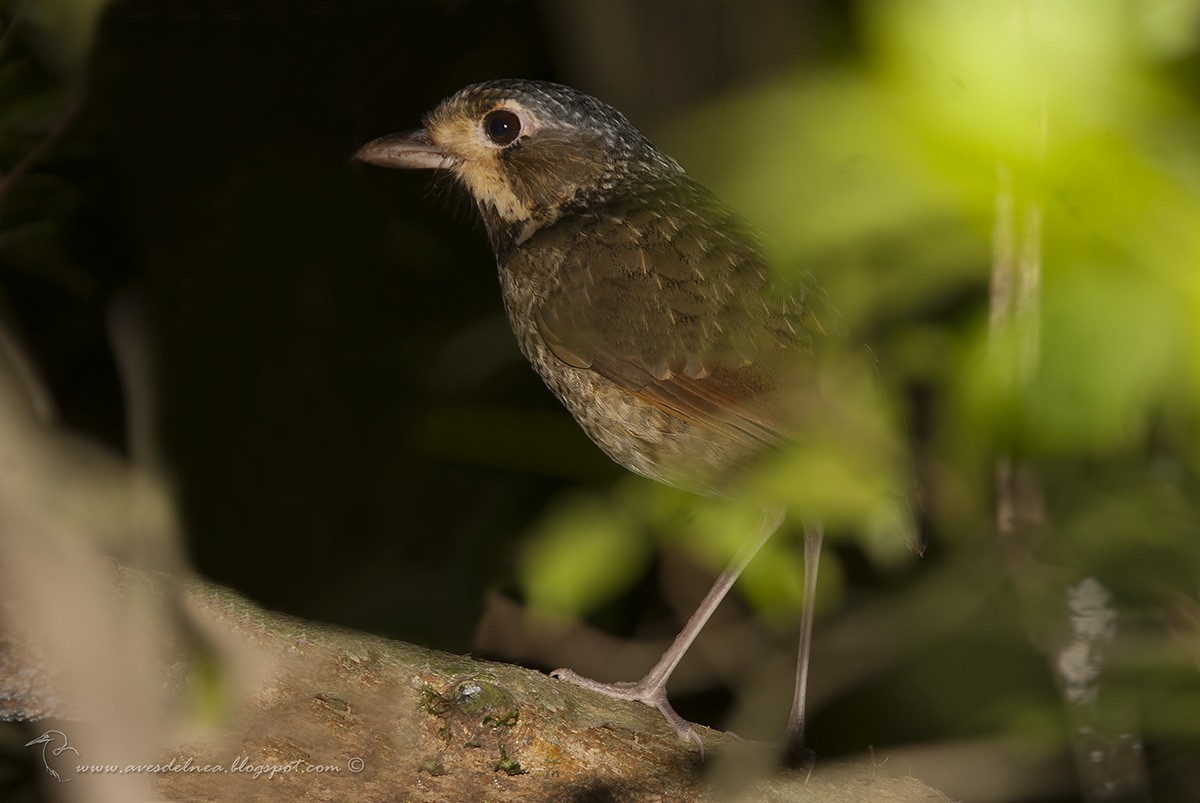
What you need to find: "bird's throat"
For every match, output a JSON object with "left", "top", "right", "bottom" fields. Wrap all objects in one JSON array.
[{"left": 477, "top": 200, "right": 561, "bottom": 259}]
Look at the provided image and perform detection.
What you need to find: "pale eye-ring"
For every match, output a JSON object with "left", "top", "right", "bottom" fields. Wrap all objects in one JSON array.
[{"left": 483, "top": 109, "right": 521, "bottom": 146}]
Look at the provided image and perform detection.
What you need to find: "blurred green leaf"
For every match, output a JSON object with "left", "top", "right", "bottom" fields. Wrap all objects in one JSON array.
[
  {"left": 518, "top": 491, "right": 652, "bottom": 618},
  {"left": 12, "top": 0, "right": 110, "bottom": 75}
]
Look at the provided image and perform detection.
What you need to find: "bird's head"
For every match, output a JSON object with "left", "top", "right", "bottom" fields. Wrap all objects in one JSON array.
[{"left": 356, "top": 80, "right": 683, "bottom": 237}]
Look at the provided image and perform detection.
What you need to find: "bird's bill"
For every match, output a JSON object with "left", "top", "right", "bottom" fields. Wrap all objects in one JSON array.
[{"left": 354, "top": 129, "right": 449, "bottom": 170}]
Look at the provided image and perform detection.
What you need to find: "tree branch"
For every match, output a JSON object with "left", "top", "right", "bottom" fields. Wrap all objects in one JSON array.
[{"left": 1, "top": 566, "right": 952, "bottom": 802}]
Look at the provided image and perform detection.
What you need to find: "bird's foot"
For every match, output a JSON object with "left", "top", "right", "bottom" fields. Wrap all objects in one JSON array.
[
  {"left": 781, "top": 726, "right": 817, "bottom": 771},
  {"left": 550, "top": 667, "right": 704, "bottom": 753}
]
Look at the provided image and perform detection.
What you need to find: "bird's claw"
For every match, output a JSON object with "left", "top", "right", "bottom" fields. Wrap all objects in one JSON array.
[
  {"left": 781, "top": 723, "right": 817, "bottom": 771},
  {"left": 550, "top": 668, "right": 704, "bottom": 755}
]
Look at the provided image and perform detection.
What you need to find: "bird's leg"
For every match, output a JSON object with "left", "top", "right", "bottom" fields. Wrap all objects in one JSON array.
[
  {"left": 783, "top": 523, "right": 823, "bottom": 766},
  {"left": 552, "top": 505, "right": 787, "bottom": 751}
]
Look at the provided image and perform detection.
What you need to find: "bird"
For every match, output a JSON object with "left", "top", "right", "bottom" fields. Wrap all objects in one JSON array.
[{"left": 356, "top": 79, "right": 830, "bottom": 756}]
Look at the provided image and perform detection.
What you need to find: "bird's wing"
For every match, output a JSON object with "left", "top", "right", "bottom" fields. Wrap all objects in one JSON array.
[{"left": 530, "top": 191, "right": 820, "bottom": 451}]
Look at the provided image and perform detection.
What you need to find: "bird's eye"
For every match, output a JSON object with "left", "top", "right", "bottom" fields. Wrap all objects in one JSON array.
[{"left": 483, "top": 109, "right": 521, "bottom": 146}]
